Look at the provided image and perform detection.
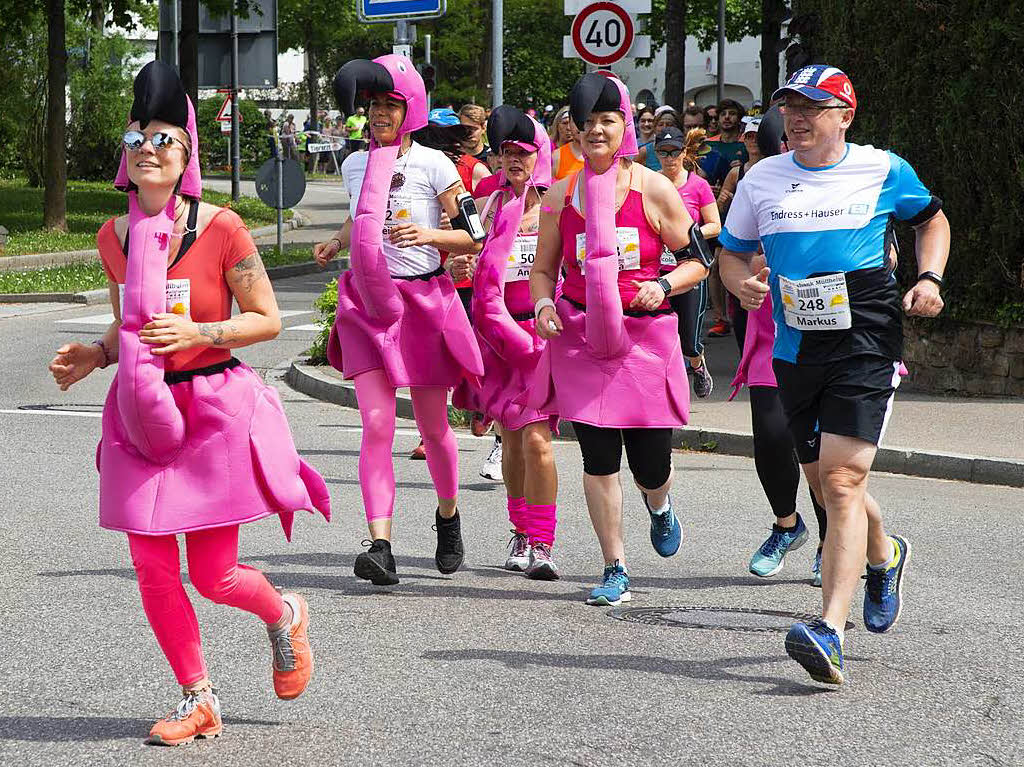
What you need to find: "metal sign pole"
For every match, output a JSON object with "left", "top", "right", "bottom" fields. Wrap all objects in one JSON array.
[
  {"left": 492, "top": 0, "right": 503, "bottom": 107},
  {"left": 275, "top": 132, "right": 283, "bottom": 254},
  {"left": 424, "top": 34, "right": 432, "bottom": 112},
  {"left": 171, "top": 0, "right": 179, "bottom": 69},
  {"left": 230, "top": 11, "right": 240, "bottom": 202}
]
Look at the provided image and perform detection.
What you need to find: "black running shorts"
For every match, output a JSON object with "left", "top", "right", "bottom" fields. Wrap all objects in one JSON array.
[{"left": 772, "top": 356, "right": 901, "bottom": 464}]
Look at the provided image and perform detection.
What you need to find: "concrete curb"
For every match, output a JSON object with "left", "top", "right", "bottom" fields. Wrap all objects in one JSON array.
[
  {"left": 285, "top": 361, "right": 1024, "bottom": 489},
  {"left": 0, "top": 257, "right": 341, "bottom": 305},
  {"left": 0, "top": 210, "right": 307, "bottom": 274}
]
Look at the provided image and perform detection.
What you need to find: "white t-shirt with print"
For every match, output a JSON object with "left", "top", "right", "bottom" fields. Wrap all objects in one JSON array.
[{"left": 341, "top": 142, "right": 461, "bottom": 277}]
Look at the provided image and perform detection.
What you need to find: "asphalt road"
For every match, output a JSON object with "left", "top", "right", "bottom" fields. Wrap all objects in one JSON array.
[{"left": 1, "top": 272, "right": 1021, "bottom": 766}]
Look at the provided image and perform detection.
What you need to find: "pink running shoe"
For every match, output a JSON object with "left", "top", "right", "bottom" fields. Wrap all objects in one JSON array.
[{"left": 525, "top": 543, "right": 560, "bottom": 581}]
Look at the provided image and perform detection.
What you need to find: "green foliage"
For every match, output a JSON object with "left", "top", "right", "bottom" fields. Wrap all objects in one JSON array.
[
  {"left": 639, "top": 0, "right": 761, "bottom": 64},
  {"left": 793, "top": 0, "right": 1024, "bottom": 325},
  {"left": 0, "top": 261, "right": 108, "bottom": 294},
  {"left": 196, "top": 97, "right": 273, "bottom": 172},
  {"left": 67, "top": 30, "right": 143, "bottom": 182},
  {"left": 0, "top": 12, "right": 48, "bottom": 184},
  {"left": 306, "top": 275, "right": 339, "bottom": 365},
  {"left": 0, "top": 178, "right": 286, "bottom": 255},
  {"left": 504, "top": 0, "right": 584, "bottom": 108}
]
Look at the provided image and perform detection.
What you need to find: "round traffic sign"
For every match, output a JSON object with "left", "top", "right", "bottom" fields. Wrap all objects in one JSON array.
[
  {"left": 255, "top": 158, "right": 306, "bottom": 210},
  {"left": 571, "top": 2, "right": 635, "bottom": 67}
]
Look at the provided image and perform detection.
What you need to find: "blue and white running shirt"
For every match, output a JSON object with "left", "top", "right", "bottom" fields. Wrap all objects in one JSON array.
[{"left": 719, "top": 143, "right": 941, "bottom": 364}]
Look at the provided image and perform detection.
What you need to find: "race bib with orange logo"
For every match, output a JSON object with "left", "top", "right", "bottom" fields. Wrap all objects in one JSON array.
[
  {"left": 118, "top": 278, "right": 191, "bottom": 320},
  {"left": 778, "top": 273, "right": 851, "bottom": 330},
  {"left": 574, "top": 227, "right": 641, "bottom": 276}
]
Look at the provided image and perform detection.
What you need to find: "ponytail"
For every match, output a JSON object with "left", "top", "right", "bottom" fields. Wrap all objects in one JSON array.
[{"left": 681, "top": 127, "right": 706, "bottom": 172}]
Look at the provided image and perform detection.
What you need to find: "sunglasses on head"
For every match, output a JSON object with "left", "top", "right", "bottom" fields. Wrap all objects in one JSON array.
[{"left": 122, "top": 130, "right": 184, "bottom": 152}]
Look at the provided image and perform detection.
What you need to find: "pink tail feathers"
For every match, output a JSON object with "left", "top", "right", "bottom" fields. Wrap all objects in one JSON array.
[
  {"left": 583, "top": 164, "right": 626, "bottom": 359},
  {"left": 115, "top": 193, "right": 186, "bottom": 464}
]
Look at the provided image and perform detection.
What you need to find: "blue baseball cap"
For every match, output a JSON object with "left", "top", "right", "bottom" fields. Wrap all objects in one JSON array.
[
  {"left": 771, "top": 65, "right": 857, "bottom": 109},
  {"left": 428, "top": 107, "right": 460, "bottom": 126}
]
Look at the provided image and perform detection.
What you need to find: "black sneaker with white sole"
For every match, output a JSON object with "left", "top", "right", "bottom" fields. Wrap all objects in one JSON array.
[
  {"left": 354, "top": 539, "right": 399, "bottom": 585},
  {"left": 433, "top": 508, "right": 465, "bottom": 574},
  {"left": 692, "top": 363, "right": 714, "bottom": 399}
]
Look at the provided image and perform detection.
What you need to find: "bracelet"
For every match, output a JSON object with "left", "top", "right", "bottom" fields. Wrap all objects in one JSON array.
[
  {"left": 92, "top": 339, "right": 110, "bottom": 369},
  {"left": 917, "top": 270, "right": 943, "bottom": 288},
  {"left": 329, "top": 237, "right": 343, "bottom": 251},
  {"left": 534, "top": 297, "right": 556, "bottom": 319}
]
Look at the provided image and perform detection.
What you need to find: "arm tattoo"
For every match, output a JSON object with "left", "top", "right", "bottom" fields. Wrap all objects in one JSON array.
[
  {"left": 197, "top": 322, "right": 238, "bottom": 346},
  {"left": 230, "top": 253, "right": 268, "bottom": 293}
]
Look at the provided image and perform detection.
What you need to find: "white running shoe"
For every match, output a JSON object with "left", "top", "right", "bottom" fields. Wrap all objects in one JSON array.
[
  {"left": 479, "top": 437, "right": 503, "bottom": 481},
  {"left": 504, "top": 531, "right": 530, "bottom": 571}
]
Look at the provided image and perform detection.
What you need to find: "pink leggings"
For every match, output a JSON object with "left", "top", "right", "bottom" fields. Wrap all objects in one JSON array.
[
  {"left": 354, "top": 368, "right": 459, "bottom": 521},
  {"left": 128, "top": 525, "right": 284, "bottom": 686}
]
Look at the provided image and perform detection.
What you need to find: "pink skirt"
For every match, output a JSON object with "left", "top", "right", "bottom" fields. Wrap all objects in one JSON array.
[
  {"left": 329, "top": 269, "right": 483, "bottom": 388},
  {"left": 98, "top": 361, "right": 331, "bottom": 538},
  {"left": 454, "top": 315, "right": 559, "bottom": 432},
  {"left": 530, "top": 298, "right": 689, "bottom": 429},
  {"left": 730, "top": 298, "right": 778, "bottom": 399}
]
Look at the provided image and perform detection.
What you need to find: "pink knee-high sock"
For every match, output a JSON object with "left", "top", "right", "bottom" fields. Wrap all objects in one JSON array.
[
  {"left": 507, "top": 496, "right": 527, "bottom": 533},
  {"left": 525, "top": 504, "right": 557, "bottom": 546},
  {"left": 411, "top": 386, "right": 459, "bottom": 500},
  {"left": 354, "top": 370, "right": 398, "bottom": 521}
]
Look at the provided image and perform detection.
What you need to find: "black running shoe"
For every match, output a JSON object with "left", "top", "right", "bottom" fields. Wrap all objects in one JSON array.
[
  {"left": 433, "top": 508, "right": 465, "bottom": 574},
  {"left": 354, "top": 539, "right": 400, "bottom": 585}
]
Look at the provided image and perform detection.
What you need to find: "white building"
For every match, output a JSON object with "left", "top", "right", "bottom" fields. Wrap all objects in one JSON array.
[{"left": 614, "top": 34, "right": 770, "bottom": 109}]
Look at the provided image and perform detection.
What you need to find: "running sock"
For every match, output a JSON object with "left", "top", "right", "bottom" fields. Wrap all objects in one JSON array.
[
  {"left": 525, "top": 504, "right": 557, "bottom": 546},
  {"left": 648, "top": 495, "right": 671, "bottom": 515},
  {"left": 868, "top": 537, "right": 898, "bottom": 571},
  {"left": 822, "top": 618, "right": 845, "bottom": 645},
  {"left": 507, "top": 496, "right": 527, "bottom": 532}
]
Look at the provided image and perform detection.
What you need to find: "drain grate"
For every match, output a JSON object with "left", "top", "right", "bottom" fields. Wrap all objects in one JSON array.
[{"left": 609, "top": 606, "right": 855, "bottom": 634}]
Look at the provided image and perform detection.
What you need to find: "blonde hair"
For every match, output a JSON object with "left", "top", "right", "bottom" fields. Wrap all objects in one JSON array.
[
  {"left": 548, "top": 106, "right": 571, "bottom": 146},
  {"left": 458, "top": 104, "right": 487, "bottom": 125},
  {"left": 681, "top": 127, "right": 706, "bottom": 172}
]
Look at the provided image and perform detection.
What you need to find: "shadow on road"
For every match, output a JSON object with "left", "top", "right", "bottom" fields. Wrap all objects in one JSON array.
[
  {"left": 419, "top": 648, "right": 832, "bottom": 697},
  {"left": 0, "top": 715, "right": 281, "bottom": 742}
]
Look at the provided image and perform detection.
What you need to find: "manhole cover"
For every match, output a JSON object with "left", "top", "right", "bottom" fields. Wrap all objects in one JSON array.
[{"left": 609, "top": 606, "right": 855, "bottom": 634}]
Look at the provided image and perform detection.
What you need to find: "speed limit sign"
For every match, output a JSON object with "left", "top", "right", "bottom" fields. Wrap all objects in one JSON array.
[{"left": 571, "top": 2, "right": 635, "bottom": 66}]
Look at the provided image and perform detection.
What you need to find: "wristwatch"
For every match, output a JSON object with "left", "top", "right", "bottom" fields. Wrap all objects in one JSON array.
[
  {"left": 656, "top": 277, "right": 672, "bottom": 297},
  {"left": 917, "top": 271, "right": 944, "bottom": 288}
]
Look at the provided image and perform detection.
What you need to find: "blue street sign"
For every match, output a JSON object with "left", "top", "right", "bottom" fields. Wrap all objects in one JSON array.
[{"left": 357, "top": 0, "right": 446, "bottom": 23}]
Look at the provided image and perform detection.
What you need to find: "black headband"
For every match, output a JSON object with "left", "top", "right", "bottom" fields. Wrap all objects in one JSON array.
[{"left": 568, "top": 73, "right": 622, "bottom": 131}]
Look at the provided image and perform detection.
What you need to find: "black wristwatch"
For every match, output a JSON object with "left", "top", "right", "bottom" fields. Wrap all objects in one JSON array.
[
  {"left": 657, "top": 277, "right": 672, "bottom": 297},
  {"left": 917, "top": 271, "right": 944, "bottom": 288}
]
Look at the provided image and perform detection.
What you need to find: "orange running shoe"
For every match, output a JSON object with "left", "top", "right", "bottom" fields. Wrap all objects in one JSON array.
[
  {"left": 269, "top": 593, "right": 313, "bottom": 700},
  {"left": 146, "top": 688, "right": 223, "bottom": 746}
]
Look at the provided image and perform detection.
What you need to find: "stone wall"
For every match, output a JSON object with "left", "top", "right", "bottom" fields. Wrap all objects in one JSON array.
[{"left": 902, "top": 319, "right": 1024, "bottom": 396}]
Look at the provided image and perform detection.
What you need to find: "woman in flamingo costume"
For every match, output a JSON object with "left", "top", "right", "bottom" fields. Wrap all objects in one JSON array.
[
  {"left": 48, "top": 61, "right": 330, "bottom": 746},
  {"left": 324, "top": 55, "right": 484, "bottom": 585},
  {"left": 453, "top": 106, "right": 561, "bottom": 580}
]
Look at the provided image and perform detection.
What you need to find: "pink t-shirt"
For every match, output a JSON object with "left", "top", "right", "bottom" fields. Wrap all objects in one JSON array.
[{"left": 677, "top": 171, "right": 715, "bottom": 226}]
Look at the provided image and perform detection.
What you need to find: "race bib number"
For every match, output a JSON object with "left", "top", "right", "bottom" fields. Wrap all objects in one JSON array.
[
  {"left": 383, "top": 196, "right": 414, "bottom": 237},
  {"left": 778, "top": 273, "right": 851, "bottom": 331},
  {"left": 118, "top": 278, "right": 191, "bottom": 320},
  {"left": 574, "top": 227, "right": 642, "bottom": 276},
  {"left": 505, "top": 234, "right": 538, "bottom": 283}
]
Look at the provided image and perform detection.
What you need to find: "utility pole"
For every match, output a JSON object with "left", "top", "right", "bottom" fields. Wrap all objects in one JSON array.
[
  {"left": 491, "top": 0, "right": 503, "bottom": 107},
  {"left": 716, "top": 0, "right": 726, "bottom": 104},
  {"left": 424, "top": 33, "right": 432, "bottom": 111},
  {"left": 230, "top": 10, "right": 240, "bottom": 201}
]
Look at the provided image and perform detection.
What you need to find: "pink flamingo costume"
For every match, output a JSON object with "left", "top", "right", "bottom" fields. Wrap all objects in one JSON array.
[
  {"left": 452, "top": 106, "right": 559, "bottom": 550},
  {"left": 530, "top": 74, "right": 689, "bottom": 429},
  {"left": 98, "top": 61, "right": 329, "bottom": 687}
]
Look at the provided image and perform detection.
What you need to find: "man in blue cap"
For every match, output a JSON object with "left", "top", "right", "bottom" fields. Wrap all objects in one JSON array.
[{"left": 718, "top": 65, "right": 951, "bottom": 686}]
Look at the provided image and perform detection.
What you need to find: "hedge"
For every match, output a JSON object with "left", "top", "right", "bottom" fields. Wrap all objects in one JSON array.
[{"left": 793, "top": 1, "right": 1024, "bottom": 325}]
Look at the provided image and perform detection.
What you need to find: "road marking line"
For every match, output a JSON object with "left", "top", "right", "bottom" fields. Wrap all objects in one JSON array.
[
  {"left": 0, "top": 409, "right": 102, "bottom": 419},
  {"left": 284, "top": 324, "right": 320, "bottom": 332}
]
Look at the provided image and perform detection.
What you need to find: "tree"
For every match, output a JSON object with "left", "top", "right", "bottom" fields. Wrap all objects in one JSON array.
[
  {"left": 759, "top": 0, "right": 785, "bottom": 102},
  {"left": 503, "top": 0, "right": 583, "bottom": 109},
  {"left": 663, "top": 0, "right": 686, "bottom": 109},
  {"left": 43, "top": 0, "right": 67, "bottom": 231}
]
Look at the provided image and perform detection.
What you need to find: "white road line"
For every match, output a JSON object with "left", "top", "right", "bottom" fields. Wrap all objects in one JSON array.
[
  {"left": 284, "top": 324, "right": 320, "bottom": 332},
  {"left": 0, "top": 409, "right": 102, "bottom": 419}
]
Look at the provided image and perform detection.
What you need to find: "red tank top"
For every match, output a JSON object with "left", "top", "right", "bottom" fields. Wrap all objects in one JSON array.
[
  {"left": 445, "top": 154, "right": 485, "bottom": 289},
  {"left": 558, "top": 170, "right": 666, "bottom": 310}
]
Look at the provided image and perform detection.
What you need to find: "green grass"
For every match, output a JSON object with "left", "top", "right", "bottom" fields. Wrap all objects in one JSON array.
[
  {"left": 0, "top": 244, "right": 318, "bottom": 295},
  {"left": 0, "top": 178, "right": 292, "bottom": 256}
]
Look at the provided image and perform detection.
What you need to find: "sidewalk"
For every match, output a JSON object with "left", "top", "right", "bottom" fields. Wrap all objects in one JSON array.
[{"left": 286, "top": 333, "right": 1024, "bottom": 489}]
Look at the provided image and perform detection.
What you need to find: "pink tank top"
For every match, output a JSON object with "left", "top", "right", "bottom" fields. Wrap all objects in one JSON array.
[{"left": 558, "top": 173, "right": 666, "bottom": 310}]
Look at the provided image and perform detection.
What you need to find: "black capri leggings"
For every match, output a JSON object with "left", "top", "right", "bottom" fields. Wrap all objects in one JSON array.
[
  {"left": 670, "top": 280, "right": 709, "bottom": 359},
  {"left": 573, "top": 423, "right": 673, "bottom": 489}
]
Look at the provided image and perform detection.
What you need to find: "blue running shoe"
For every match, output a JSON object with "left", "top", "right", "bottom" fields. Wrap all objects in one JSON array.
[
  {"left": 641, "top": 492, "right": 681, "bottom": 557},
  {"left": 586, "top": 561, "right": 631, "bottom": 606},
  {"left": 811, "top": 545, "right": 823, "bottom": 588},
  {"left": 863, "top": 535, "right": 910, "bottom": 633},
  {"left": 749, "top": 515, "right": 809, "bottom": 577},
  {"left": 785, "top": 619, "right": 844, "bottom": 685}
]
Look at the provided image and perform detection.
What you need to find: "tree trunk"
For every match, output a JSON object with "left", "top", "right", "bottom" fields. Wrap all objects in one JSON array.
[
  {"left": 663, "top": 0, "right": 686, "bottom": 107},
  {"left": 89, "top": 0, "right": 104, "bottom": 33},
  {"left": 179, "top": 0, "right": 199, "bottom": 106},
  {"left": 44, "top": 0, "right": 67, "bottom": 231},
  {"left": 305, "top": 31, "right": 319, "bottom": 131},
  {"left": 760, "top": 0, "right": 785, "bottom": 103}
]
